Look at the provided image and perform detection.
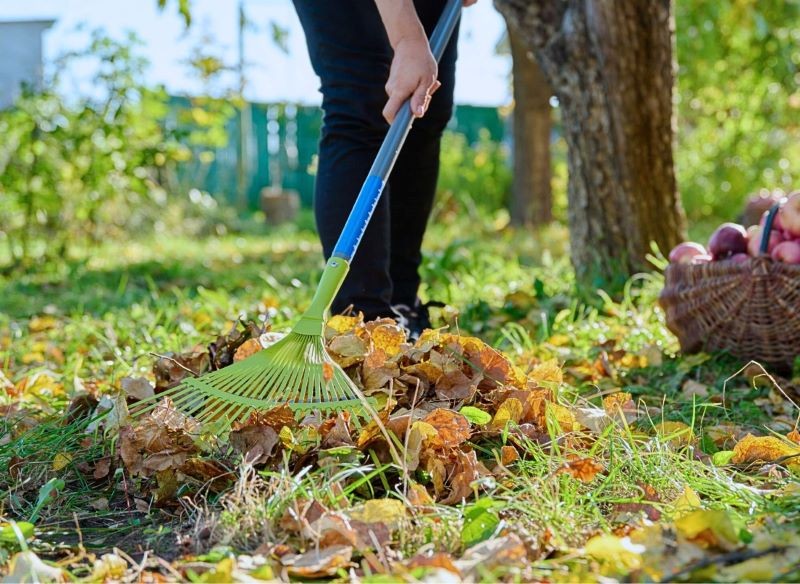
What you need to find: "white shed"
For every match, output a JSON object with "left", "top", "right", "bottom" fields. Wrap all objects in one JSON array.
[{"left": 0, "top": 19, "right": 55, "bottom": 108}]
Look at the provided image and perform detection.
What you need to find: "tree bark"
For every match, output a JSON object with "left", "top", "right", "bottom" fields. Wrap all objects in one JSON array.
[
  {"left": 508, "top": 25, "right": 553, "bottom": 227},
  {"left": 494, "top": 0, "right": 687, "bottom": 290}
]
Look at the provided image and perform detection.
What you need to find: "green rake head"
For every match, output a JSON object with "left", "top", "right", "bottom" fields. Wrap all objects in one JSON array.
[{"left": 132, "top": 257, "right": 377, "bottom": 427}]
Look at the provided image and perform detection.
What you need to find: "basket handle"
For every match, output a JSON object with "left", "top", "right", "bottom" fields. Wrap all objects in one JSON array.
[{"left": 759, "top": 199, "right": 787, "bottom": 255}]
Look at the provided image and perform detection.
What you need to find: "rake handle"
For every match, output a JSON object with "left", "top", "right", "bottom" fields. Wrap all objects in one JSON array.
[{"left": 331, "top": 0, "right": 463, "bottom": 262}]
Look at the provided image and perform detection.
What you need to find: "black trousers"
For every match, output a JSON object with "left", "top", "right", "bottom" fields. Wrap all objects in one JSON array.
[{"left": 292, "top": 0, "right": 458, "bottom": 320}]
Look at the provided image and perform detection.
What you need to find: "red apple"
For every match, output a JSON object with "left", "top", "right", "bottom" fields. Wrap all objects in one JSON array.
[
  {"left": 727, "top": 253, "right": 750, "bottom": 264},
  {"left": 747, "top": 225, "right": 783, "bottom": 256},
  {"left": 760, "top": 208, "right": 786, "bottom": 234},
  {"left": 771, "top": 240, "right": 800, "bottom": 264},
  {"left": 708, "top": 222, "right": 748, "bottom": 259},
  {"left": 669, "top": 242, "right": 707, "bottom": 264},
  {"left": 779, "top": 191, "right": 800, "bottom": 237}
]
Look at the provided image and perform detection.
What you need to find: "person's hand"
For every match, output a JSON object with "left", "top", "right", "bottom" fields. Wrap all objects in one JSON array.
[
  {"left": 463, "top": 0, "right": 478, "bottom": 6},
  {"left": 383, "top": 35, "right": 440, "bottom": 123}
]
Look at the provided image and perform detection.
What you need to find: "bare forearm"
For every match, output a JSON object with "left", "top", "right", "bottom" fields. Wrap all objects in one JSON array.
[{"left": 374, "top": 0, "right": 427, "bottom": 48}]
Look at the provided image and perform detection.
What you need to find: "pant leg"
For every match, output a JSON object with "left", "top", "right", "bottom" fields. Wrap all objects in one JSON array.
[
  {"left": 388, "top": 0, "right": 458, "bottom": 306},
  {"left": 292, "top": 0, "right": 395, "bottom": 320}
]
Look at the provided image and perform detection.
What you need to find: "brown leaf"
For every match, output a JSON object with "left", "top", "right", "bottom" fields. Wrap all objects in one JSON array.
[
  {"left": 440, "top": 449, "right": 487, "bottom": 505},
  {"left": 320, "top": 412, "right": 354, "bottom": 448},
  {"left": 208, "top": 320, "right": 266, "bottom": 369},
  {"left": 281, "top": 545, "right": 353, "bottom": 578},
  {"left": 118, "top": 398, "right": 199, "bottom": 477},
  {"left": 280, "top": 499, "right": 328, "bottom": 533},
  {"left": 422, "top": 409, "right": 471, "bottom": 449},
  {"left": 153, "top": 351, "right": 209, "bottom": 392},
  {"left": 234, "top": 405, "right": 297, "bottom": 433},
  {"left": 328, "top": 333, "right": 368, "bottom": 368},
  {"left": 406, "top": 552, "right": 461, "bottom": 576},
  {"left": 457, "top": 533, "right": 528, "bottom": 576},
  {"left": 229, "top": 424, "right": 279, "bottom": 465},
  {"left": 93, "top": 457, "right": 112, "bottom": 480},
  {"left": 120, "top": 377, "right": 154, "bottom": 401},
  {"left": 180, "top": 458, "right": 232, "bottom": 491},
  {"left": 556, "top": 456, "right": 604, "bottom": 483},
  {"left": 500, "top": 445, "right": 519, "bottom": 466}
]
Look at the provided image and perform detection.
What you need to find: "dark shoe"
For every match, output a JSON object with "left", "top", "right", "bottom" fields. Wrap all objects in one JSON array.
[{"left": 391, "top": 300, "right": 442, "bottom": 341}]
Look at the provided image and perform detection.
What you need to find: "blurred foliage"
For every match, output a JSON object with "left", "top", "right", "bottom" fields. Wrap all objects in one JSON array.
[
  {"left": 157, "top": 0, "right": 192, "bottom": 27},
  {"left": 0, "top": 31, "right": 234, "bottom": 271},
  {"left": 434, "top": 129, "right": 512, "bottom": 222},
  {"left": 675, "top": 0, "right": 800, "bottom": 221}
]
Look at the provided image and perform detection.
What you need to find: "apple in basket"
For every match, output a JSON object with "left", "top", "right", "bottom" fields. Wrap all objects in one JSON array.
[
  {"left": 707, "top": 222, "right": 747, "bottom": 259},
  {"left": 728, "top": 253, "right": 750, "bottom": 264},
  {"left": 771, "top": 240, "right": 800, "bottom": 264},
  {"left": 747, "top": 225, "right": 783, "bottom": 256},
  {"left": 668, "top": 242, "right": 707, "bottom": 264},
  {"left": 779, "top": 191, "right": 800, "bottom": 237}
]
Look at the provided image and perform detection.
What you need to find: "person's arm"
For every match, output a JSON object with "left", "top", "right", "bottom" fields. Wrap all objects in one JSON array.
[{"left": 374, "top": 0, "right": 440, "bottom": 123}]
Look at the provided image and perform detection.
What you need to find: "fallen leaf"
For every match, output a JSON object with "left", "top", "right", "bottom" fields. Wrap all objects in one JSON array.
[
  {"left": 654, "top": 421, "right": 694, "bottom": 447},
  {"left": 584, "top": 534, "right": 644, "bottom": 576},
  {"left": 406, "top": 552, "right": 461, "bottom": 576},
  {"left": 681, "top": 379, "right": 709, "bottom": 399},
  {"left": 348, "top": 499, "right": 406, "bottom": 525},
  {"left": 422, "top": 409, "right": 471, "bottom": 449},
  {"left": 4, "top": 551, "right": 66, "bottom": 583},
  {"left": 230, "top": 423, "right": 279, "bottom": 465},
  {"left": 530, "top": 359, "right": 563, "bottom": 385},
  {"left": 281, "top": 545, "right": 353, "bottom": 578},
  {"left": 500, "top": 445, "right": 519, "bottom": 466},
  {"left": 490, "top": 398, "right": 523, "bottom": 431},
  {"left": 557, "top": 456, "right": 604, "bottom": 483},
  {"left": 120, "top": 377, "right": 155, "bottom": 401},
  {"left": 233, "top": 338, "right": 262, "bottom": 362},
  {"left": 674, "top": 509, "right": 739, "bottom": 550},
  {"left": 51, "top": 452, "right": 72, "bottom": 471},
  {"left": 731, "top": 434, "right": 800, "bottom": 470}
]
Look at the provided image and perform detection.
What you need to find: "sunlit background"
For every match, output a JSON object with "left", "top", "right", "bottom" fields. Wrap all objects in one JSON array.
[{"left": 0, "top": 0, "right": 510, "bottom": 105}]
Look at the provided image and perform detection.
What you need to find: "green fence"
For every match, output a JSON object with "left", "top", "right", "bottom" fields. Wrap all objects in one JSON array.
[{"left": 173, "top": 97, "right": 507, "bottom": 209}]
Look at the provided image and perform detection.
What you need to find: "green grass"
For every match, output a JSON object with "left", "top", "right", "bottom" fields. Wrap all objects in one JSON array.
[{"left": 2, "top": 214, "right": 799, "bottom": 581}]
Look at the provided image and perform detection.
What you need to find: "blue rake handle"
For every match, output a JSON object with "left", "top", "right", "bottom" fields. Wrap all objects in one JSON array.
[{"left": 332, "top": 0, "right": 463, "bottom": 262}]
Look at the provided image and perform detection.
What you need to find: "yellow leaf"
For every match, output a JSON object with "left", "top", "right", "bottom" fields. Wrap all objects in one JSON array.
[
  {"left": 670, "top": 485, "right": 702, "bottom": 518},
  {"left": 405, "top": 421, "right": 438, "bottom": 471},
  {"left": 546, "top": 402, "right": 580, "bottom": 433},
  {"left": 721, "top": 556, "right": 777, "bottom": 581},
  {"left": 29, "top": 316, "right": 59, "bottom": 333},
  {"left": 52, "top": 452, "right": 73, "bottom": 471},
  {"left": 530, "top": 359, "right": 563, "bottom": 384},
  {"left": 18, "top": 373, "right": 64, "bottom": 400},
  {"left": 371, "top": 324, "right": 406, "bottom": 357},
  {"left": 326, "top": 315, "right": 361, "bottom": 336},
  {"left": 491, "top": 398, "right": 523, "bottom": 431},
  {"left": 732, "top": 434, "right": 800, "bottom": 470},
  {"left": 348, "top": 499, "right": 406, "bottom": 524},
  {"left": 654, "top": 421, "right": 694, "bottom": 447},
  {"left": 584, "top": 534, "right": 644, "bottom": 576},
  {"left": 674, "top": 509, "right": 738, "bottom": 549},
  {"left": 548, "top": 334, "right": 570, "bottom": 347}
]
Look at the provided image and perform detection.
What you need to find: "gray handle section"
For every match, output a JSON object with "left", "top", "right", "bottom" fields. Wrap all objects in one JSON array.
[{"left": 368, "top": 0, "right": 462, "bottom": 182}]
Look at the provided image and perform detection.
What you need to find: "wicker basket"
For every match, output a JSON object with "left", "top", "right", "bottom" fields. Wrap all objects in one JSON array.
[{"left": 659, "top": 206, "right": 800, "bottom": 370}]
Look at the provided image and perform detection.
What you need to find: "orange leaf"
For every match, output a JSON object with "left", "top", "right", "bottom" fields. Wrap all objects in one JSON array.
[
  {"left": 731, "top": 434, "right": 800, "bottom": 470},
  {"left": 322, "top": 362, "right": 334, "bottom": 383},
  {"left": 556, "top": 456, "right": 604, "bottom": 483},
  {"left": 422, "top": 409, "right": 471, "bottom": 449}
]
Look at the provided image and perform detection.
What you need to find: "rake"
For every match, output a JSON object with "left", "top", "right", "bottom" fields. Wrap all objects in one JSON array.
[{"left": 133, "top": 0, "right": 463, "bottom": 427}]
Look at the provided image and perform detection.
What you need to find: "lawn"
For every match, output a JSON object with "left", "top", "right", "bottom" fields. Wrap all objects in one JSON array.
[{"left": 2, "top": 215, "right": 799, "bottom": 582}]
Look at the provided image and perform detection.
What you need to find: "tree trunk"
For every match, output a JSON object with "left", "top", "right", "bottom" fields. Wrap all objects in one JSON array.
[
  {"left": 507, "top": 25, "right": 553, "bottom": 227},
  {"left": 494, "top": 0, "right": 687, "bottom": 290}
]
